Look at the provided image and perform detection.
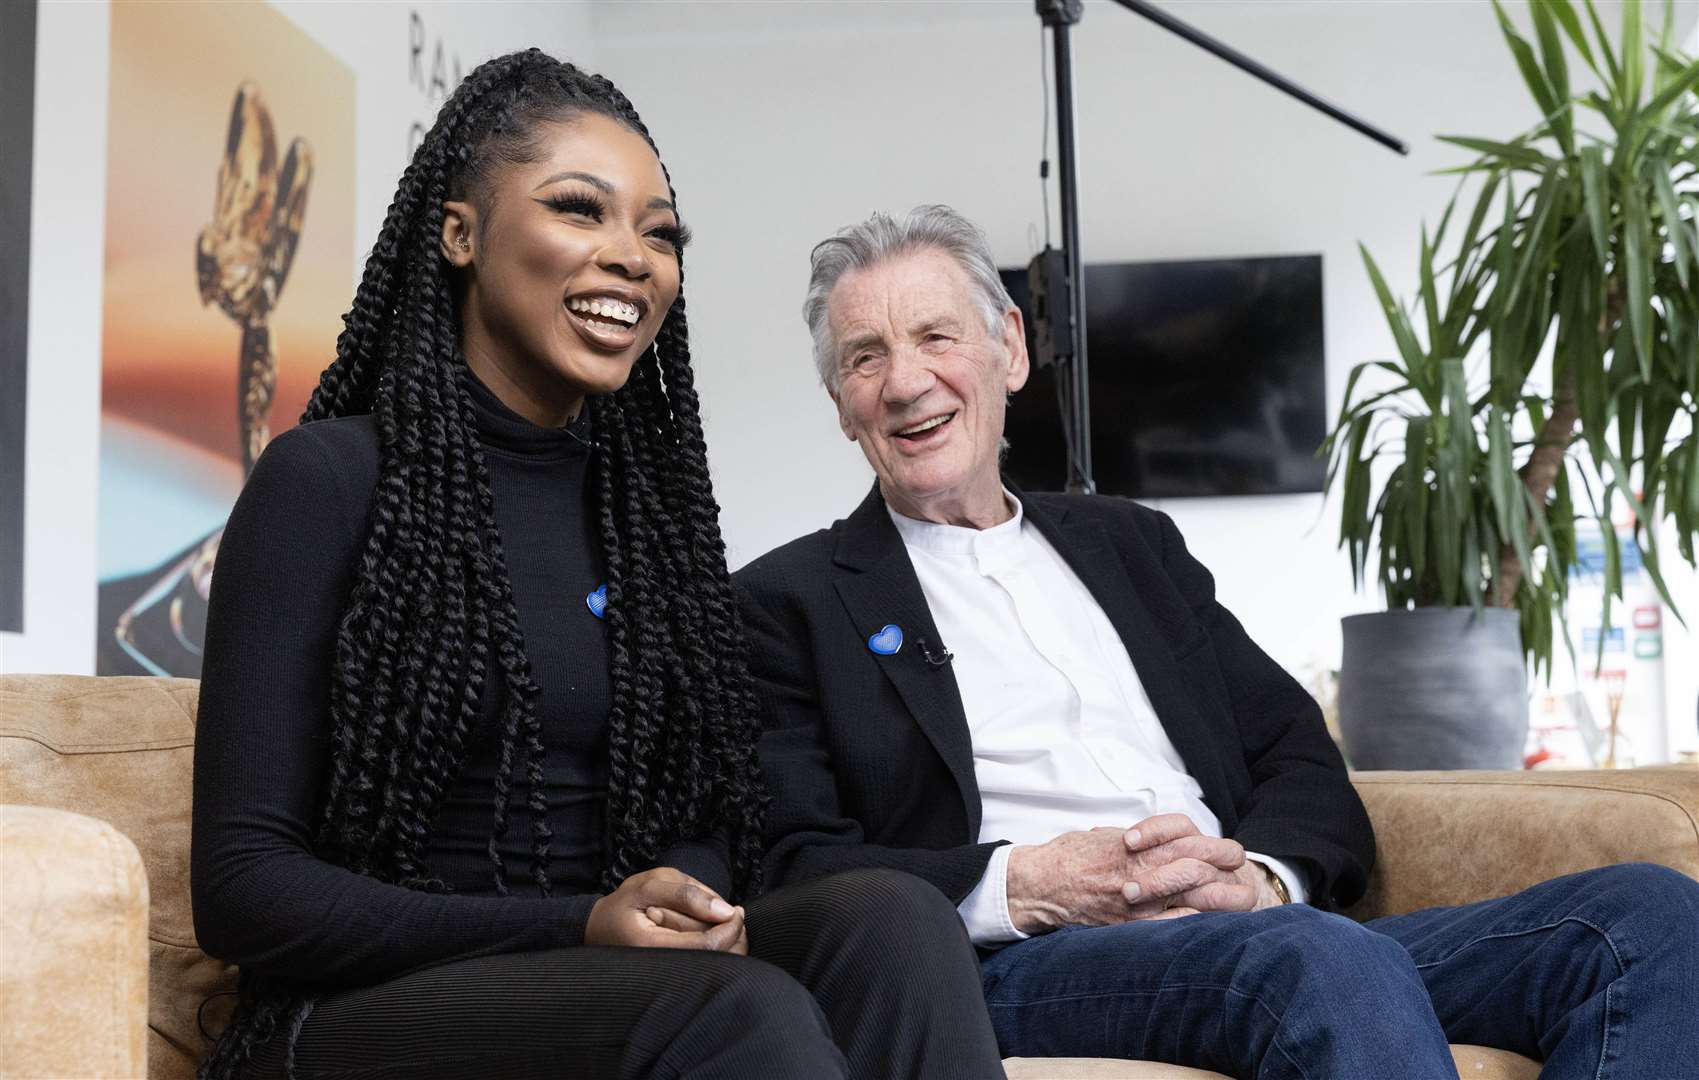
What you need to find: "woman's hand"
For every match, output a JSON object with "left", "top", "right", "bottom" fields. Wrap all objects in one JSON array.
[{"left": 585, "top": 868, "right": 748, "bottom": 954}]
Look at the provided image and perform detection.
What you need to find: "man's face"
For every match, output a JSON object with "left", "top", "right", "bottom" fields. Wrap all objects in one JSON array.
[{"left": 826, "top": 249, "right": 1029, "bottom": 519}]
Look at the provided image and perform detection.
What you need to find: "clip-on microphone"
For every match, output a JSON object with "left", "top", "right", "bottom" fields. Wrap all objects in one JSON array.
[{"left": 917, "top": 636, "right": 953, "bottom": 670}]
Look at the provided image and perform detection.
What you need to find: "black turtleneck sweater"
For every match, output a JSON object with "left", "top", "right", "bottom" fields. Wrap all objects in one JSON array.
[{"left": 191, "top": 372, "right": 730, "bottom": 987}]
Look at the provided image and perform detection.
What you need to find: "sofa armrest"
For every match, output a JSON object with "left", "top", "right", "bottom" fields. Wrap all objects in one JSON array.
[
  {"left": 1344, "top": 767, "right": 1699, "bottom": 920},
  {"left": 1, "top": 804, "right": 150, "bottom": 1079}
]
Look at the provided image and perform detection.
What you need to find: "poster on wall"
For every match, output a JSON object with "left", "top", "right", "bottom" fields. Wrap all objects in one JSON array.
[
  {"left": 97, "top": 1, "right": 354, "bottom": 676},
  {"left": 0, "top": 0, "right": 36, "bottom": 633}
]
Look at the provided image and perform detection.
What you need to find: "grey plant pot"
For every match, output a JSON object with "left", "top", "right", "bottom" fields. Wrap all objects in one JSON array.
[{"left": 1338, "top": 608, "right": 1528, "bottom": 770}]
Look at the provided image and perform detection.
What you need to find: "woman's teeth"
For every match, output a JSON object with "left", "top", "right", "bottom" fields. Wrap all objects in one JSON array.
[{"left": 568, "top": 296, "right": 639, "bottom": 326}]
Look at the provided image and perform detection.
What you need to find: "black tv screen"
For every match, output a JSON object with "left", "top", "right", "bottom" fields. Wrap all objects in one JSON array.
[{"left": 999, "top": 255, "right": 1326, "bottom": 499}]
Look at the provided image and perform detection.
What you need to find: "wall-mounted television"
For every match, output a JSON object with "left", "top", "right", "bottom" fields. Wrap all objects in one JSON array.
[{"left": 999, "top": 254, "right": 1326, "bottom": 499}]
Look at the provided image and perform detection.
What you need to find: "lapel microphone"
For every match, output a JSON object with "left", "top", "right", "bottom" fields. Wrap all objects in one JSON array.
[{"left": 917, "top": 635, "right": 953, "bottom": 670}]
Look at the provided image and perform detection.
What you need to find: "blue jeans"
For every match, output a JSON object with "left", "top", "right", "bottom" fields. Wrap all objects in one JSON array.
[{"left": 979, "top": 864, "right": 1699, "bottom": 1079}]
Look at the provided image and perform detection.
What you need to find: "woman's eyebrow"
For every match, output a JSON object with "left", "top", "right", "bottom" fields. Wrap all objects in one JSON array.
[{"left": 532, "top": 170, "right": 612, "bottom": 193}]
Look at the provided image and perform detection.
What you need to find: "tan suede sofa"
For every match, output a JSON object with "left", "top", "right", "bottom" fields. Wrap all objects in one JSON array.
[{"left": 2, "top": 674, "right": 1696, "bottom": 1080}]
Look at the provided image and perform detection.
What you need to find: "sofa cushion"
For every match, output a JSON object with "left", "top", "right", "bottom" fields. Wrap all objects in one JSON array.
[
  {"left": 1, "top": 804, "right": 150, "bottom": 1079},
  {"left": 1003, "top": 1044, "right": 1539, "bottom": 1078},
  {"left": 1, "top": 674, "right": 235, "bottom": 1080}
]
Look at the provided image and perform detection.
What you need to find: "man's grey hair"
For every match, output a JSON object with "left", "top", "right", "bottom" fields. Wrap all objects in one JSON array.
[{"left": 802, "top": 204, "right": 1016, "bottom": 391}]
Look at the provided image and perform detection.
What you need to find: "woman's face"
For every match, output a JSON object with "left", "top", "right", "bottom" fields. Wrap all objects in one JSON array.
[{"left": 444, "top": 112, "right": 684, "bottom": 425}]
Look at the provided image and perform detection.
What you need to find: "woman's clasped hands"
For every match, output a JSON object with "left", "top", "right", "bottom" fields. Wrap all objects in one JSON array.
[{"left": 585, "top": 867, "right": 748, "bottom": 954}]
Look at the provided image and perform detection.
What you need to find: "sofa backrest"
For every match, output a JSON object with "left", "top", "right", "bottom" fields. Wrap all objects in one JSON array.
[
  {"left": 1, "top": 674, "right": 234, "bottom": 1080},
  {"left": 1346, "top": 766, "right": 1699, "bottom": 919}
]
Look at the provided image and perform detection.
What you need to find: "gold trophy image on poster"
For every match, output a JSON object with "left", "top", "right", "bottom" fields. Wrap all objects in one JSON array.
[
  {"left": 106, "top": 82, "right": 313, "bottom": 676},
  {"left": 200, "top": 80, "right": 315, "bottom": 475}
]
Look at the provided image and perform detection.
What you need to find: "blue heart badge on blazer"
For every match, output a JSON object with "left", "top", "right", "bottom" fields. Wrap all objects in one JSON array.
[
  {"left": 585, "top": 583, "right": 608, "bottom": 620},
  {"left": 867, "top": 623, "right": 903, "bottom": 655}
]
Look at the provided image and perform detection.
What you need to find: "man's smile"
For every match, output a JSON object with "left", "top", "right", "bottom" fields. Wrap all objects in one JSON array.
[{"left": 892, "top": 411, "right": 957, "bottom": 443}]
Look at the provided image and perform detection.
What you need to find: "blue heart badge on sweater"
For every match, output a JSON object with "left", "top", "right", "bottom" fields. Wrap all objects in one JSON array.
[
  {"left": 867, "top": 623, "right": 903, "bottom": 655},
  {"left": 585, "top": 583, "right": 608, "bottom": 620}
]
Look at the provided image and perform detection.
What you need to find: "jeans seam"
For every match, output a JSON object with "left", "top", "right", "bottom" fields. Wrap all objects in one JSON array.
[
  {"left": 1596, "top": 975, "right": 1615, "bottom": 1080},
  {"left": 1225, "top": 985, "right": 1312, "bottom": 1080},
  {"left": 1408, "top": 914, "right": 1628, "bottom": 976}
]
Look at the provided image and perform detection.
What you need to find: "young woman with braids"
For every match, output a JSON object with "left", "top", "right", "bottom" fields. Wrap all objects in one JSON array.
[{"left": 190, "top": 51, "right": 1004, "bottom": 1080}]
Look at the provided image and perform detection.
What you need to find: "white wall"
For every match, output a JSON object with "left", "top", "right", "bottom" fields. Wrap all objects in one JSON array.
[
  {"left": 594, "top": 0, "right": 1699, "bottom": 682},
  {"left": 5, "top": 0, "right": 110, "bottom": 675},
  {"left": 2, "top": 0, "right": 596, "bottom": 674}
]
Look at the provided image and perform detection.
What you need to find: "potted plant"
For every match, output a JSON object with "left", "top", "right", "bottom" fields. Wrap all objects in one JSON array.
[{"left": 1322, "top": 0, "right": 1699, "bottom": 769}]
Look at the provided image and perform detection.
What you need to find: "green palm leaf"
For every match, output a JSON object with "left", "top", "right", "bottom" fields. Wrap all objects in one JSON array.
[{"left": 1324, "top": 0, "right": 1699, "bottom": 677}]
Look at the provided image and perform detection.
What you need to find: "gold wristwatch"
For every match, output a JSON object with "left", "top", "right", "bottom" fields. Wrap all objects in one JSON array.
[{"left": 1261, "top": 864, "right": 1292, "bottom": 905}]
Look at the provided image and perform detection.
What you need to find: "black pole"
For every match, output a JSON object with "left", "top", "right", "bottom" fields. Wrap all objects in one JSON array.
[
  {"left": 1041, "top": 1, "right": 1094, "bottom": 493},
  {"left": 1052, "top": 21, "right": 1094, "bottom": 494},
  {"left": 1109, "top": 0, "right": 1408, "bottom": 156}
]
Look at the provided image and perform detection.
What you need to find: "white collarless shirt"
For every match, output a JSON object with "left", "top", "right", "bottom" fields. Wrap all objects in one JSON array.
[{"left": 888, "top": 494, "right": 1307, "bottom": 946}]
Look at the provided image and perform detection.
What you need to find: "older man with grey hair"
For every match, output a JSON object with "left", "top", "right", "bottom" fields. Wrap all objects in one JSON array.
[{"left": 732, "top": 204, "right": 1699, "bottom": 1078}]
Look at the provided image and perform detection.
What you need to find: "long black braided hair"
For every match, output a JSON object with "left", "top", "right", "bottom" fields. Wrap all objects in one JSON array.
[{"left": 199, "top": 50, "right": 767, "bottom": 1079}]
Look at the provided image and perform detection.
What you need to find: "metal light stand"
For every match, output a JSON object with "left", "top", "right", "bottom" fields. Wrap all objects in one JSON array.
[
  {"left": 1036, "top": 0, "right": 1093, "bottom": 493},
  {"left": 1031, "top": 0, "right": 1409, "bottom": 495}
]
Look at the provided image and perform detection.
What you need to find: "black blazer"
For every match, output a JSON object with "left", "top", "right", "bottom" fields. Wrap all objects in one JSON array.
[{"left": 735, "top": 484, "right": 1375, "bottom": 911}]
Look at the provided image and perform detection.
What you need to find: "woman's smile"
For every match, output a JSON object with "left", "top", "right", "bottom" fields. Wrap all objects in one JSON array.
[{"left": 563, "top": 286, "right": 649, "bottom": 351}]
